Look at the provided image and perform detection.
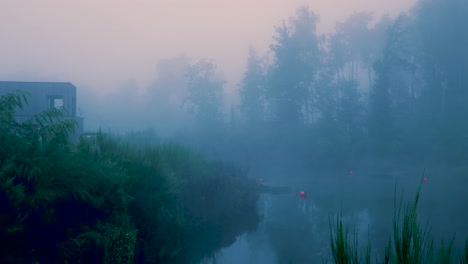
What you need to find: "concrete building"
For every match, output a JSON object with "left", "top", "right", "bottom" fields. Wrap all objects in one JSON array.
[{"left": 0, "top": 81, "right": 84, "bottom": 140}]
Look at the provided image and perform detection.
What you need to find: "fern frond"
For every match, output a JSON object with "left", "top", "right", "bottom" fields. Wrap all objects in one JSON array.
[
  {"left": 0, "top": 90, "right": 29, "bottom": 124},
  {"left": 73, "top": 213, "right": 138, "bottom": 264},
  {"left": 28, "top": 173, "right": 69, "bottom": 208}
]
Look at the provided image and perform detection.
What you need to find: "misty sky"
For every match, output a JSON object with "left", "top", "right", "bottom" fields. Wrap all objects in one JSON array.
[{"left": 0, "top": 0, "right": 416, "bottom": 99}]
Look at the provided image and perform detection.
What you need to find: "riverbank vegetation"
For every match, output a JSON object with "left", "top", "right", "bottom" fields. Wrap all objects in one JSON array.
[
  {"left": 329, "top": 182, "right": 468, "bottom": 264},
  {"left": 0, "top": 90, "right": 260, "bottom": 263}
]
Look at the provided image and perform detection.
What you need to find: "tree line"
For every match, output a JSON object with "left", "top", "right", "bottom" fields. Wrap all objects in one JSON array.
[{"left": 160, "top": 0, "right": 468, "bottom": 168}]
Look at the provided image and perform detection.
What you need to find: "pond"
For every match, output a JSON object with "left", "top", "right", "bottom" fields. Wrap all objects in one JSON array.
[{"left": 202, "top": 166, "right": 468, "bottom": 263}]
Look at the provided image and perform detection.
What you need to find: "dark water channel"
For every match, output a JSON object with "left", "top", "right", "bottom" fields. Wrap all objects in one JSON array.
[{"left": 201, "top": 167, "right": 468, "bottom": 264}]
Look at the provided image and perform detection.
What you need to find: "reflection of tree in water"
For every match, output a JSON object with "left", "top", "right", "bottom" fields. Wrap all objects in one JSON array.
[{"left": 264, "top": 194, "right": 329, "bottom": 263}]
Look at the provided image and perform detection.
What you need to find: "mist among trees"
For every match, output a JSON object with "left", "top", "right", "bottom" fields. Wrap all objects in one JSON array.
[
  {"left": 1, "top": 0, "right": 468, "bottom": 263},
  {"left": 156, "top": 0, "right": 468, "bottom": 170}
]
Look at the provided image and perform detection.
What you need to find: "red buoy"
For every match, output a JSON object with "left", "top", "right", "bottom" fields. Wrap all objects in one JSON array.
[
  {"left": 259, "top": 178, "right": 264, "bottom": 183},
  {"left": 423, "top": 177, "right": 428, "bottom": 183},
  {"left": 349, "top": 170, "right": 353, "bottom": 176},
  {"left": 299, "top": 191, "right": 306, "bottom": 199}
]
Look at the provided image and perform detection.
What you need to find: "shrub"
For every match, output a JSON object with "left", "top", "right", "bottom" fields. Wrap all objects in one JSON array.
[{"left": 0, "top": 91, "right": 260, "bottom": 263}]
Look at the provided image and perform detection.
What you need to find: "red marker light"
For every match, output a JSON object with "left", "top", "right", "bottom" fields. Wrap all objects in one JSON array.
[
  {"left": 299, "top": 191, "right": 306, "bottom": 199},
  {"left": 259, "top": 178, "right": 263, "bottom": 183}
]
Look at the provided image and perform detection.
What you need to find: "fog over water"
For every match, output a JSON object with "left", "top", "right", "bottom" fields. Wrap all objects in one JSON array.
[{"left": 1, "top": 0, "right": 468, "bottom": 263}]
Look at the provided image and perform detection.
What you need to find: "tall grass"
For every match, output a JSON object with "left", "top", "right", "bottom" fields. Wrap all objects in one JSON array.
[
  {"left": 387, "top": 184, "right": 433, "bottom": 264},
  {"left": 330, "top": 210, "right": 371, "bottom": 264},
  {"left": 330, "top": 179, "right": 467, "bottom": 264},
  {"left": 437, "top": 237, "right": 455, "bottom": 264},
  {"left": 461, "top": 238, "right": 468, "bottom": 264}
]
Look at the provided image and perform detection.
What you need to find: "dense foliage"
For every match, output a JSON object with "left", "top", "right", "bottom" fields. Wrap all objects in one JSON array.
[{"left": 0, "top": 90, "right": 260, "bottom": 263}]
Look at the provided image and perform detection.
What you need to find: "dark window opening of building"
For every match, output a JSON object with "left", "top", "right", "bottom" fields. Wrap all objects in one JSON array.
[{"left": 48, "top": 96, "right": 64, "bottom": 109}]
